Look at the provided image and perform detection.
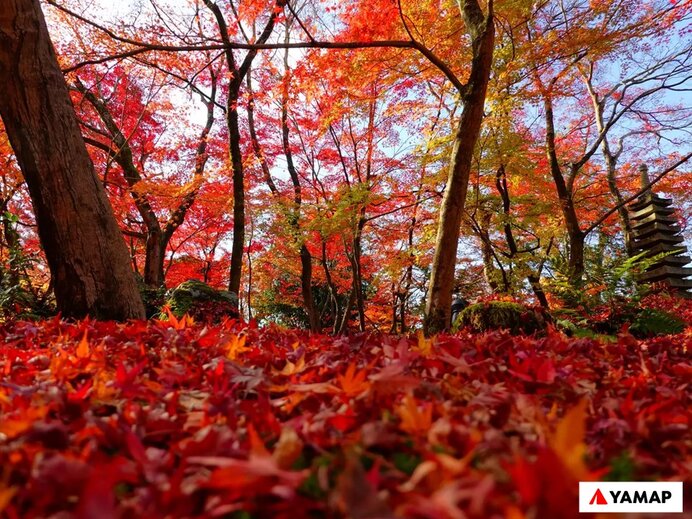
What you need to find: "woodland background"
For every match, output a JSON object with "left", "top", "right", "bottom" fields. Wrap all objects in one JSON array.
[{"left": 0, "top": 0, "right": 689, "bottom": 332}]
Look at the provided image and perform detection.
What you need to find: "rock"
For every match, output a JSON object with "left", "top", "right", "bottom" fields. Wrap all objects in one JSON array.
[{"left": 450, "top": 297, "right": 469, "bottom": 326}]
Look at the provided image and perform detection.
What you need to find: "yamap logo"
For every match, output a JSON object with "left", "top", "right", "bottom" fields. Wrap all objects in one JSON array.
[
  {"left": 589, "top": 488, "right": 607, "bottom": 505},
  {"left": 579, "top": 482, "right": 683, "bottom": 513}
]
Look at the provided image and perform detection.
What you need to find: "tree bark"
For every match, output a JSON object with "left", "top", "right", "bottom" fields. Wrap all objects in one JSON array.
[
  {"left": 0, "top": 0, "right": 144, "bottom": 319},
  {"left": 280, "top": 39, "right": 319, "bottom": 332},
  {"left": 585, "top": 80, "right": 633, "bottom": 254},
  {"left": 424, "top": 0, "right": 494, "bottom": 334}
]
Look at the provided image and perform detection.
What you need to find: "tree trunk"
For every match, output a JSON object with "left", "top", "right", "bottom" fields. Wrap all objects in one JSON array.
[
  {"left": 605, "top": 155, "right": 633, "bottom": 255},
  {"left": 0, "top": 0, "right": 144, "bottom": 319},
  {"left": 227, "top": 91, "right": 245, "bottom": 295},
  {"left": 528, "top": 274, "right": 549, "bottom": 308},
  {"left": 203, "top": 0, "right": 285, "bottom": 296},
  {"left": 320, "top": 239, "right": 341, "bottom": 334},
  {"left": 543, "top": 95, "right": 585, "bottom": 282},
  {"left": 425, "top": 0, "right": 494, "bottom": 333},
  {"left": 144, "top": 231, "right": 165, "bottom": 288},
  {"left": 281, "top": 40, "right": 319, "bottom": 332}
]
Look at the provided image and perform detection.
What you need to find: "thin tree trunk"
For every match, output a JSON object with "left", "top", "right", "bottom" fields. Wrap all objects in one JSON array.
[
  {"left": 425, "top": 0, "right": 495, "bottom": 333},
  {"left": 203, "top": 0, "right": 285, "bottom": 295},
  {"left": 281, "top": 37, "right": 319, "bottom": 332},
  {"left": 320, "top": 239, "right": 341, "bottom": 334},
  {"left": 0, "top": 0, "right": 144, "bottom": 319},
  {"left": 543, "top": 95, "right": 585, "bottom": 282},
  {"left": 584, "top": 78, "right": 633, "bottom": 254},
  {"left": 528, "top": 274, "right": 549, "bottom": 308}
]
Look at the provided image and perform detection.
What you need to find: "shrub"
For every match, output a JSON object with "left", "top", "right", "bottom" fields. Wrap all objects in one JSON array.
[{"left": 629, "top": 308, "right": 685, "bottom": 338}]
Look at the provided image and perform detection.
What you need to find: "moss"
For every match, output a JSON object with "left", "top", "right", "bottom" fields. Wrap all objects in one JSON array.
[
  {"left": 165, "top": 279, "right": 238, "bottom": 322},
  {"left": 453, "top": 301, "right": 549, "bottom": 335}
]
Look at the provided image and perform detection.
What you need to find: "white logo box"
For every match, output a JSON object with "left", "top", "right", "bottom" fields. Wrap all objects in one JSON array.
[{"left": 579, "top": 482, "right": 683, "bottom": 513}]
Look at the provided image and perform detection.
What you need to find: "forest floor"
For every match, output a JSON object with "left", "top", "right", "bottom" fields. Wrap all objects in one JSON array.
[{"left": 0, "top": 314, "right": 690, "bottom": 518}]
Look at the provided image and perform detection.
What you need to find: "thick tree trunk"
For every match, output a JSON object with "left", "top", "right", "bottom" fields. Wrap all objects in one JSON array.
[
  {"left": 0, "top": 0, "right": 144, "bottom": 319},
  {"left": 425, "top": 0, "right": 494, "bottom": 334}
]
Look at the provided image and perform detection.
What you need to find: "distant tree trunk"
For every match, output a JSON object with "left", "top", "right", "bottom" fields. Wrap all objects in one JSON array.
[
  {"left": 320, "top": 239, "right": 341, "bottom": 334},
  {"left": 425, "top": 0, "right": 495, "bottom": 334},
  {"left": 0, "top": 0, "right": 144, "bottom": 319},
  {"left": 605, "top": 155, "right": 633, "bottom": 255},
  {"left": 203, "top": 0, "right": 285, "bottom": 295},
  {"left": 494, "top": 163, "right": 549, "bottom": 306},
  {"left": 389, "top": 285, "right": 398, "bottom": 334},
  {"left": 528, "top": 274, "right": 549, "bottom": 308},
  {"left": 543, "top": 95, "right": 585, "bottom": 282},
  {"left": 246, "top": 53, "right": 319, "bottom": 332},
  {"left": 280, "top": 38, "right": 319, "bottom": 332},
  {"left": 584, "top": 79, "right": 633, "bottom": 254}
]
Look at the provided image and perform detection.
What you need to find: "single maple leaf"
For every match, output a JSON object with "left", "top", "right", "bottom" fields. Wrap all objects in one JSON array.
[
  {"left": 76, "top": 331, "right": 90, "bottom": 359},
  {"left": 396, "top": 393, "right": 433, "bottom": 436},
  {"left": 336, "top": 362, "right": 371, "bottom": 397},
  {"left": 549, "top": 398, "right": 590, "bottom": 480},
  {"left": 225, "top": 333, "right": 250, "bottom": 361}
]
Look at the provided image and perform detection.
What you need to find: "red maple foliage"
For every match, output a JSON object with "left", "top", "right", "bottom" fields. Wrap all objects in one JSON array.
[{"left": 0, "top": 317, "right": 689, "bottom": 518}]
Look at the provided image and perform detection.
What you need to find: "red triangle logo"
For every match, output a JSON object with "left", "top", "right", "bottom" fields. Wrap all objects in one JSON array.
[{"left": 589, "top": 488, "right": 608, "bottom": 505}]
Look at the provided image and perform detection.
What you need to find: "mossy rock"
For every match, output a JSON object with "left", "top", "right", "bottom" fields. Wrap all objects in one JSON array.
[
  {"left": 165, "top": 279, "right": 238, "bottom": 323},
  {"left": 453, "top": 301, "right": 550, "bottom": 335}
]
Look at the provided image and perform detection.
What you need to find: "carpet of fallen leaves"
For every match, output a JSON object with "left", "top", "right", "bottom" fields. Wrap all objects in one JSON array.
[{"left": 0, "top": 313, "right": 690, "bottom": 519}]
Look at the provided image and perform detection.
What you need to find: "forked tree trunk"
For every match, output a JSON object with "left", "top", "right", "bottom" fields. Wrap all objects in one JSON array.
[
  {"left": 425, "top": 0, "right": 494, "bottom": 334},
  {"left": 203, "top": 0, "right": 285, "bottom": 296},
  {"left": 0, "top": 0, "right": 144, "bottom": 319}
]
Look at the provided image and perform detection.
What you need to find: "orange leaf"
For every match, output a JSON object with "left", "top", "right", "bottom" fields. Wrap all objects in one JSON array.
[
  {"left": 336, "top": 362, "right": 371, "bottom": 397},
  {"left": 246, "top": 423, "right": 271, "bottom": 457},
  {"left": 225, "top": 334, "right": 250, "bottom": 361},
  {"left": 549, "top": 398, "right": 589, "bottom": 479},
  {"left": 396, "top": 394, "right": 433, "bottom": 436},
  {"left": 76, "top": 331, "right": 90, "bottom": 359}
]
